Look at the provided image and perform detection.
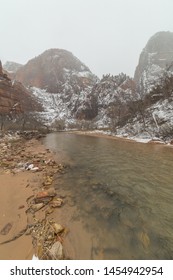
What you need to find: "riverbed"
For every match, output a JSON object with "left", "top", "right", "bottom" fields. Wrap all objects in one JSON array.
[{"left": 43, "top": 132, "right": 173, "bottom": 259}]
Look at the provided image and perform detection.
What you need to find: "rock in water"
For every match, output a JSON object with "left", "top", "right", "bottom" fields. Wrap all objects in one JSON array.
[
  {"left": 0, "top": 223, "right": 13, "bottom": 235},
  {"left": 139, "top": 232, "right": 150, "bottom": 249}
]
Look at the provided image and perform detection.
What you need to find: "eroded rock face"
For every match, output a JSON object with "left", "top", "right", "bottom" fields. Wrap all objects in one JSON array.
[
  {"left": 0, "top": 64, "right": 41, "bottom": 114},
  {"left": 134, "top": 31, "right": 173, "bottom": 94},
  {"left": 15, "top": 49, "right": 97, "bottom": 93},
  {"left": 3, "top": 61, "right": 23, "bottom": 74},
  {"left": 14, "top": 49, "right": 99, "bottom": 121},
  {"left": 91, "top": 73, "right": 136, "bottom": 128}
]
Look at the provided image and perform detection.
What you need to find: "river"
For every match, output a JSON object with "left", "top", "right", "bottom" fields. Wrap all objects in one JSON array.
[{"left": 43, "top": 132, "right": 173, "bottom": 260}]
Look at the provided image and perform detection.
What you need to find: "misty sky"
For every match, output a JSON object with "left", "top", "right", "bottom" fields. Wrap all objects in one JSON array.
[{"left": 1, "top": 0, "right": 173, "bottom": 78}]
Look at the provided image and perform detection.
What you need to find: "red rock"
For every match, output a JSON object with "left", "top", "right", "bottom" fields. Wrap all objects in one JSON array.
[
  {"left": 35, "top": 188, "right": 56, "bottom": 203},
  {"left": 0, "top": 70, "right": 42, "bottom": 115},
  {"left": 36, "top": 191, "right": 51, "bottom": 198}
]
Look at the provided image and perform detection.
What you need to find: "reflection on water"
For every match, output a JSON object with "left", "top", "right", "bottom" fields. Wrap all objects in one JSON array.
[{"left": 43, "top": 132, "right": 173, "bottom": 259}]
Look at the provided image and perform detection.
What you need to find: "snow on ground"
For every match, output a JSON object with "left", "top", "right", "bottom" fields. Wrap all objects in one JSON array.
[{"left": 76, "top": 129, "right": 153, "bottom": 144}]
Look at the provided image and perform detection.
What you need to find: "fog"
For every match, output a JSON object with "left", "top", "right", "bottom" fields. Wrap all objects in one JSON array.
[{"left": 1, "top": 0, "right": 173, "bottom": 78}]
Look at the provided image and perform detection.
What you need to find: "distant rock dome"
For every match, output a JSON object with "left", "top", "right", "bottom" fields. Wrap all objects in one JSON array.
[{"left": 134, "top": 31, "right": 173, "bottom": 93}]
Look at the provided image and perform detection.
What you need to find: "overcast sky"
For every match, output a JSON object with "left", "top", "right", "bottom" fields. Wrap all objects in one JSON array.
[{"left": 1, "top": 0, "right": 173, "bottom": 78}]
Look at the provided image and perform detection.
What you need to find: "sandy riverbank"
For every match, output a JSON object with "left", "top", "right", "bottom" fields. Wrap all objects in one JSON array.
[
  {"left": 0, "top": 172, "right": 33, "bottom": 259},
  {"left": 1, "top": 130, "right": 172, "bottom": 260},
  {"left": 0, "top": 134, "right": 67, "bottom": 260}
]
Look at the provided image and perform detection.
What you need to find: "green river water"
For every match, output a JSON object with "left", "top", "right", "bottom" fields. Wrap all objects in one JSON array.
[{"left": 43, "top": 132, "right": 173, "bottom": 260}]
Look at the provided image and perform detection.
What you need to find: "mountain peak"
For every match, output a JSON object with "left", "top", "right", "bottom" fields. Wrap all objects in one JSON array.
[
  {"left": 145, "top": 31, "right": 173, "bottom": 53},
  {"left": 15, "top": 48, "right": 97, "bottom": 92},
  {"left": 134, "top": 31, "right": 173, "bottom": 93}
]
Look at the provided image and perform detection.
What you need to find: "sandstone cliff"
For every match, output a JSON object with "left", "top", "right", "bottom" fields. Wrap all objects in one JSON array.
[
  {"left": 2, "top": 31, "right": 173, "bottom": 139},
  {"left": 14, "top": 49, "right": 98, "bottom": 122},
  {"left": 15, "top": 49, "right": 97, "bottom": 93},
  {"left": 0, "top": 61, "right": 41, "bottom": 115}
]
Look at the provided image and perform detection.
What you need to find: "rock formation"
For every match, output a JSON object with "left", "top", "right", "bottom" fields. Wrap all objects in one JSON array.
[
  {"left": 3, "top": 61, "right": 23, "bottom": 74},
  {"left": 134, "top": 31, "right": 173, "bottom": 94},
  {"left": 90, "top": 73, "right": 136, "bottom": 129},
  {"left": 11, "top": 50, "right": 136, "bottom": 127},
  {"left": 15, "top": 49, "right": 97, "bottom": 93},
  {"left": 14, "top": 49, "right": 98, "bottom": 122},
  {"left": 2, "top": 31, "right": 173, "bottom": 138},
  {"left": 0, "top": 63, "right": 42, "bottom": 115}
]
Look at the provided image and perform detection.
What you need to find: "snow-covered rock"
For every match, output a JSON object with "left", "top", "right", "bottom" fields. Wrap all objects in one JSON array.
[
  {"left": 13, "top": 49, "right": 99, "bottom": 124},
  {"left": 134, "top": 31, "right": 173, "bottom": 95},
  {"left": 3, "top": 33, "right": 173, "bottom": 142},
  {"left": 91, "top": 73, "right": 136, "bottom": 129}
]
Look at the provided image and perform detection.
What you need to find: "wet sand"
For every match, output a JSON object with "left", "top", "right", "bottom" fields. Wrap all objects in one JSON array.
[
  {"left": 0, "top": 172, "right": 33, "bottom": 259},
  {"left": 0, "top": 136, "right": 64, "bottom": 260}
]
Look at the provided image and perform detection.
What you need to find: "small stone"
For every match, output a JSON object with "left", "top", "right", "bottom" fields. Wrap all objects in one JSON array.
[
  {"left": 43, "top": 176, "right": 53, "bottom": 186},
  {"left": 48, "top": 241, "right": 63, "bottom": 259},
  {"left": 47, "top": 234, "right": 54, "bottom": 241},
  {"left": 45, "top": 208, "right": 54, "bottom": 215},
  {"left": 107, "top": 190, "right": 114, "bottom": 196},
  {"left": 0, "top": 223, "right": 13, "bottom": 235},
  {"left": 52, "top": 223, "right": 64, "bottom": 234},
  {"left": 47, "top": 188, "right": 56, "bottom": 196},
  {"left": 139, "top": 232, "right": 150, "bottom": 249},
  {"left": 31, "top": 167, "right": 39, "bottom": 172},
  {"left": 50, "top": 198, "right": 63, "bottom": 208},
  {"left": 35, "top": 189, "right": 55, "bottom": 200},
  {"left": 31, "top": 203, "right": 44, "bottom": 211}
]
